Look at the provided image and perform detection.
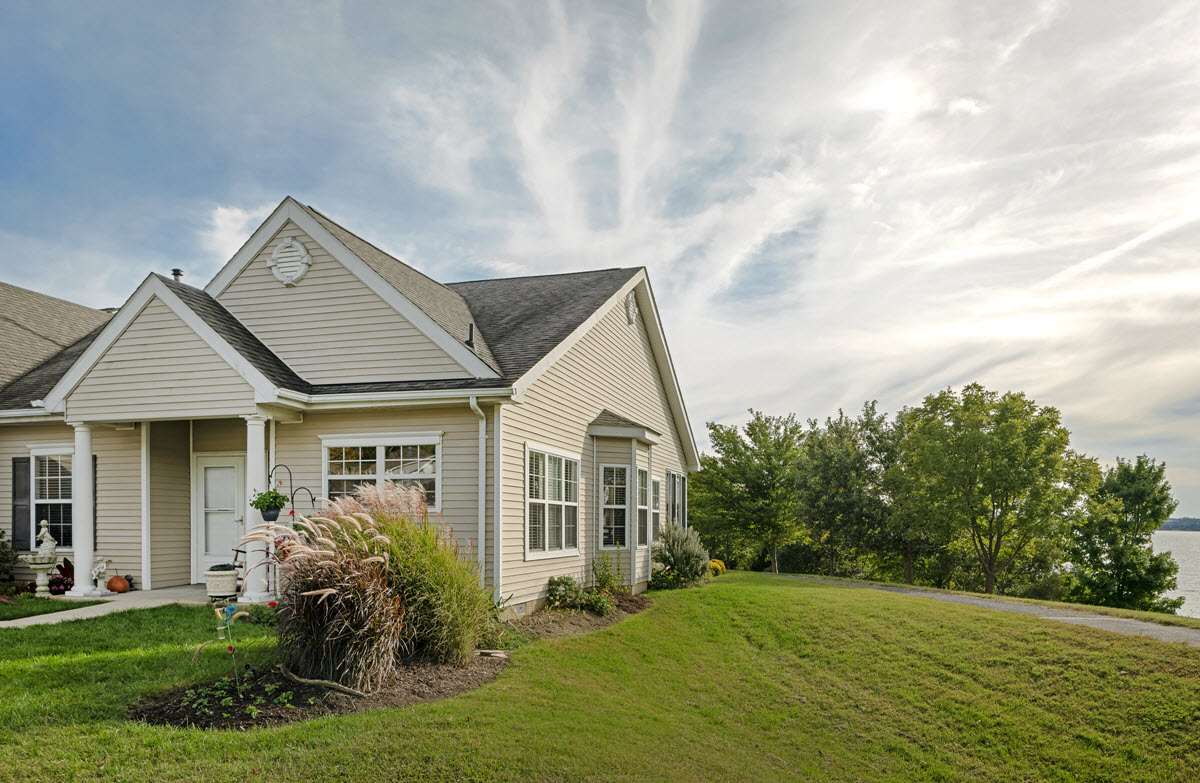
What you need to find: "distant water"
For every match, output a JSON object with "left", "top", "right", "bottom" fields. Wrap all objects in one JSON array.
[{"left": 1152, "top": 530, "right": 1200, "bottom": 618}]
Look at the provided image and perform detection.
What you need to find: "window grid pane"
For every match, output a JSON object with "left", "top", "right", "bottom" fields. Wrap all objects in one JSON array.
[
  {"left": 638, "top": 469, "right": 648, "bottom": 507},
  {"left": 528, "top": 451, "right": 546, "bottom": 500},
  {"left": 603, "top": 508, "right": 626, "bottom": 548},
  {"left": 638, "top": 508, "right": 648, "bottom": 545},
  {"left": 528, "top": 502, "right": 546, "bottom": 551},
  {"left": 564, "top": 459, "right": 579, "bottom": 503},
  {"left": 565, "top": 505, "right": 578, "bottom": 549},
  {"left": 548, "top": 504, "right": 563, "bottom": 550},
  {"left": 547, "top": 455, "right": 563, "bottom": 502}
]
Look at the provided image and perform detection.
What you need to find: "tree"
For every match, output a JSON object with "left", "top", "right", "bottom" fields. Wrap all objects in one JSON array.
[
  {"left": 796, "top": 410, "right": 883, "bottom": 576},
  {"left": 689, "top": 411, "right": 805, "bottom": 573},
  {"left": 903, "top": 384, "right": 1086, "bottom": 594},
  {"left": 1068, "top": 455, "right": 1184, "bottom": 613}
]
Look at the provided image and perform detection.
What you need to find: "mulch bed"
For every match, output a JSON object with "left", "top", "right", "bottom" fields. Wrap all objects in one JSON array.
[
  {"left": 129, "top": 656, "right": 508, "bottom": 731},
  {"left": 129, "top": 591, "right": 651, "bottom": 731},
  {"left": 512, "top": 591, "right": 652, "bottom": 639}
]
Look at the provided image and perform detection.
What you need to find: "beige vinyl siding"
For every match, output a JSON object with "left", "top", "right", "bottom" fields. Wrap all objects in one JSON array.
[
  {"left": 192, "top": 419, "right": 245, "bottom": 453},
  {"left": 216, "top": 222, "right": 472, "bottom": 384},
  {"left": 273, "top": 406, "right": 489, "bottom": 562},
  {"left": 149, "top": 421, "right": 191, "bottom": 587},
  {"left": 500, "top": 293, "right": 690, "bottom": 606},
  {"left": 66, "top": 298, "right": 256, "bottom": 422},
  {"left": 0, "top": 422, "right": 141, "bottom": 582}
]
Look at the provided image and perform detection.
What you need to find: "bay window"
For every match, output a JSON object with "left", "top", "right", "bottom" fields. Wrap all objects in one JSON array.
[{"left": 602, "top": 465, "right": 628, "bottom": 548}]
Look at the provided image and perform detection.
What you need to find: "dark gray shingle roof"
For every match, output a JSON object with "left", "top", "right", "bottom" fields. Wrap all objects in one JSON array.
[
  {"left": 156, "top": 276, "right": 310, "bottom": 392},
  {"left": 0, "top": 282, "right": 112, "bottom": 387},
  {"left": 447, "top": 268, "right": 640, "bottom": 380},
  {"left": 0, "top": 253, "right": 641, "bottom": 408}
]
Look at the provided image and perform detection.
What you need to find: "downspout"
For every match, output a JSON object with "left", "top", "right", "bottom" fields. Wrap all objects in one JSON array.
[
  {"left": 492, "top": 404, "right": 503, "bottom": 602},
  {"left": 469, "top": 396, "right": 487, "bottom": 585}
]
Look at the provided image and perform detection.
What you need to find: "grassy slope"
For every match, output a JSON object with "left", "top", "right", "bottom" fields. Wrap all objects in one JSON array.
[
  {"left": 1, "top": 573, "right": 1197, "bottom": 782},
  {"left": 0, "top": 596, "right": 106, "bottom": 622},
  {"left": 782, "top": 573, "right": 1200, "bottom": 630}
]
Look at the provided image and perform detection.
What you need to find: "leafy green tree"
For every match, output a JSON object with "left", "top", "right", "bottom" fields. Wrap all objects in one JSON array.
[
  {"left": 903, "top": 384, "right": 1086, "bottom": 594},
  {"left": 796, "top": 410, "right": 883, "bottom": 576},
  {"left": 689, "top": 410, "right": 805, "bottom": 573},
  {"left": 1068, "top": 456, "right": 1184, "bottom": 612}
]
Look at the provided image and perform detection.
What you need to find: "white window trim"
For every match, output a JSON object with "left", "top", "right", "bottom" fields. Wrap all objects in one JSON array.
[
  {"left": 524, "top": 441, "right": 581, "bottom": 562},
  {"left": 636, "top": 468, "right": 649, "bottom": 550},
  {"left": 651, "top": 477, "right": 661, "bottom": 545},
  {"left": 320, "top": 432, "right": 443, "bottom": 511},
  {"left": 600, "top": 463, "right": 629, "bottom": 550},
  {"left": 29, "top": 446, "right": 76, "bottom": 553}
]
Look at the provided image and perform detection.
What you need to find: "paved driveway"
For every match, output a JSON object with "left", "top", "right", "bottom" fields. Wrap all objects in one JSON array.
[{"left": 776, "top": 574, "right": 1200, "bottom": 648}]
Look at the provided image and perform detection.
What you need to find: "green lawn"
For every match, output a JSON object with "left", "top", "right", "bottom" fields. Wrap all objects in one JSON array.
[
  {"left": 1, "top": 572, "right": 1198, "bottom": 782},
  {"left": 0, "top": 595, "right": 106, "bottom": 622}
]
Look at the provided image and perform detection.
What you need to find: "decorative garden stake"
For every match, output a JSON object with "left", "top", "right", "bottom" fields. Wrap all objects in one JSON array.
[{"left": 193, "top": 602, "right": 250, "bottom": 696}]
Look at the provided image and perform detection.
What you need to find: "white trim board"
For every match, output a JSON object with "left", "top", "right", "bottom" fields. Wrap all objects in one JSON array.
[
  {"left": 43, "top": 275, "right": 279, "bottom": 415},
  {"left": 203, "top": 198, "right": 498, "bottom": 380}
]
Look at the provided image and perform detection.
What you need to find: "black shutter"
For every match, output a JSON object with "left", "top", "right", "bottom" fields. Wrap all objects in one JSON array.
[
  {"left": 93, "top": 454, "right": 99, "bottom": 550},
  {"left": 12, "top": 457, "right": 31, "bottom": 551}
]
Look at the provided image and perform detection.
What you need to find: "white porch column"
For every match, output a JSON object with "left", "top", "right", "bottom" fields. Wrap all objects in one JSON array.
[
  {"left": 67, "top": 424, "right": 104, "bottom": 597},
  {"left": 240, "top": 414, "right": 272, "bottom": 602}
]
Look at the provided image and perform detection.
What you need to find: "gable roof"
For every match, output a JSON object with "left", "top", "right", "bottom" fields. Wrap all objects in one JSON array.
[
  {"left": 156, "top": 276, "right": 309, "bottom": 392},
  {"left": 448, "top": 268, "right": 640, "bottom": 380},
  {"left": 0, "top": 282, "right": 112, "bottom": 388},
  {"left": 300, "top": 205, "right": 500, "bottom": 374},
  {"left": 589, "top": 408, "right": 661, "bottom": 435},
  {"left": 205, "top": 198, "right": 500, "bottom": 378}
]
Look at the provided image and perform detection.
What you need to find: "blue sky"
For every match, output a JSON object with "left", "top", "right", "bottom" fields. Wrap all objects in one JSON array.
[{"left": 3, "top": 1, "right": 1200, "bottom": 512}]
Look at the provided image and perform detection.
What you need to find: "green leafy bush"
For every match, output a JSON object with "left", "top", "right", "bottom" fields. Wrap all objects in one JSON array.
[
  {"left": 648, "top": 568, "right": 689, "bottom": 590},
  {"left": 547, "top": 575, "right": 586, "bottom": 609},
  {"left": 592, "top": 551, "right": 626, "bottom": 594},
  {"left": 0, "top": 528, "right": 18, "bottom": 584},
  {"left": 653, "top": 523, "right": 710, "bottom": 583},
  {"left": 545, "top": 575, "right": 615, "bottom": 615}
]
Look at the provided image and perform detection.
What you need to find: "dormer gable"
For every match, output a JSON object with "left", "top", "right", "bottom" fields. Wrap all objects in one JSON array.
[{"left": 204, "top": 198, "right": 499, "bottom": 384}]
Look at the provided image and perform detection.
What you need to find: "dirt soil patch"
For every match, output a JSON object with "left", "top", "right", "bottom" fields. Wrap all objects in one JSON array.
[
  {"left": 130, "top": 656, "right": 508, "bottom": 731},
  {"left": 513, "top": 591, "right": 652, "bottom": 639}
]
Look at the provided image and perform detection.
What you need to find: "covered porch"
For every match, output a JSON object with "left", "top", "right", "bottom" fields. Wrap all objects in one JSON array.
[{"left": 66, "top": 413, "right": 294, "bottom": 602}]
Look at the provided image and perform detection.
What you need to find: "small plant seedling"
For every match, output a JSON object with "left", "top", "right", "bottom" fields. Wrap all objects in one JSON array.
[
  {"left": 245, "top": 705, "right": 260, "bottom": 718},
  {"left": 306, "top": 697, "right": 316, "bottom": 705},
  {"left": 274, "top": 690, "right": 294, "bottom": 705},
  {"left": 263, "top": 683, "right": 278, "bottom": 695}
]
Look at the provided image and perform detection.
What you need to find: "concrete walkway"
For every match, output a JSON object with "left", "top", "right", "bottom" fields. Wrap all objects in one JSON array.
[
  {"left": 0, "top": 585, "right": 212, "bottom": 629},
  {"left": 777, "top": 574, "right": 1200, "bottom": 648}
]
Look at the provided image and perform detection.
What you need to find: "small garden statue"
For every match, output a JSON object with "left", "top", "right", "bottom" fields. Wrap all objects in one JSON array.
[
  {"left": 91, "top": 557, "right": 112, "bottom": 586},
  {"left": 36, "top": 520, "right": 57, "bottom": 559}
]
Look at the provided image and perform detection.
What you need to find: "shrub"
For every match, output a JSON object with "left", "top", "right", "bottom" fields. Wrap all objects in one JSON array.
[
  {"left": 545, "top": 575, "right": 614, "bottom": 615},
  {"left": 0, "top": 528, "right": 18, "bottom": 583},
  {"left": 710, "top": 559, "right": 727, "bottom": 577},
  {"left": 653, "top": 523, "right": 710, "bottom": 583},
  {"left": 648, "top": 568, "right": 688, "bottom": 591},
  {"left": 547, "top": 575, "right": 586, "bottom": 609},
  {"left": 592, "top": 550, "right": 626, "bottom": 594}
]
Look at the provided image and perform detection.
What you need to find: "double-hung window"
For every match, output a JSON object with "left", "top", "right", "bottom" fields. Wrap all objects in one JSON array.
[
  {"left": 526, "top": 446, "right": 580, "bottom": 558},
  {"left": 637, "top": 468, "right": 649, "bottom": 548},
  {"left": 322, "top": 434, "right": 441, "bottom": 509},
  {"left": 33, "top": 452, "right": 73, "bottom": 548},
  {"left": 601, "top": 465, "right": 628, "bottom": 548},
  {"left": 666, "top": 470, "right": 688, "bottom": 527},
  {"left": 651, "top": 478, "right": 661, "bottom": 541}
]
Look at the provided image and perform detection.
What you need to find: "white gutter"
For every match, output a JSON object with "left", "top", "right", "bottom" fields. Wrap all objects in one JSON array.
[
  {"left": 276, "top": 387, "right": 512, "bottom": 407},
  {"left": 468, "top": 396, "right": 487, "bottom": 584}
]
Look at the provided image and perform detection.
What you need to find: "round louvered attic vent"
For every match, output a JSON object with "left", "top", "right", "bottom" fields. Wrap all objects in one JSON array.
[{"left": 267, "top": 237, "right": 312, "bottom": 286}]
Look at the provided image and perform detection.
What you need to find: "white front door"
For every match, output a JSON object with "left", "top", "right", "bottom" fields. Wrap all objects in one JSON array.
[{"left": 193, "top": 454, "right": 246, "bottom": 577}]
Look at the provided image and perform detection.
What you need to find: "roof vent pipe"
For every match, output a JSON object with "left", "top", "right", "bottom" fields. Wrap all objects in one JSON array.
[
  {"left": 170, "top": 268, "right": 183, "bottom": 283},
  {"left": 466, "top": 323, "right": 475, "bottom": 349}
]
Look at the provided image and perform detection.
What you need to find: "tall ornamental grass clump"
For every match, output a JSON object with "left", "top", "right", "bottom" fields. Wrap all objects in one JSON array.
[
  {"left": 244, "top": 482, "right": 495, "bottom": 692},
  {"left": 652, "top": 523, "right": 711, "bottom": 585},
  {"left": 245, "top": 511, "right": 408, "bottom": 693}
]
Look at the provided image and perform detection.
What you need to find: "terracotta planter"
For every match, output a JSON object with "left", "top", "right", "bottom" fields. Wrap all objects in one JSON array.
[{"left": 204, "top": 568, "right": 239, "bottom": 599}]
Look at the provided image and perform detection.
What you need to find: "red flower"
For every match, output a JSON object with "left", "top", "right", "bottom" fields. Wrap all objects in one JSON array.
[
  {"left": 289, "top": 509, "right": 295, "bottom": 516},
  {"left": 268, "top": 601, "right": 277, "bottom": 608},
  {"left": 227, "top": 645, "right": 235, "bottom": 654}
]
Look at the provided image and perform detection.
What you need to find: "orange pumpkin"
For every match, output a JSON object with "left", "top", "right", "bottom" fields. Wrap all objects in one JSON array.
[{"left": 106, "top": 575, "right": 130, "bottom": 593}]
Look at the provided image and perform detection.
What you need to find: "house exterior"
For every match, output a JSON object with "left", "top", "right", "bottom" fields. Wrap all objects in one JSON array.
[{"left": 0, "top": 198, "right": 697, "bottom": 612}]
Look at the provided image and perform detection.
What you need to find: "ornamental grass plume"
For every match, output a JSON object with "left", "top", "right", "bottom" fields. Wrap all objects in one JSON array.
[{"left": 242, "top": 481, "right": 494, "bottom": 692}]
